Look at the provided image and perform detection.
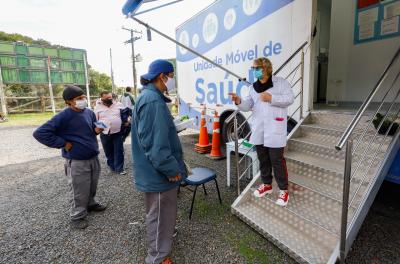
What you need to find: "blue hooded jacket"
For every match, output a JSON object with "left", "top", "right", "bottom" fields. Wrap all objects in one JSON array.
[{"left": 131, "top": 84, "right": 187, "bottom": 192}]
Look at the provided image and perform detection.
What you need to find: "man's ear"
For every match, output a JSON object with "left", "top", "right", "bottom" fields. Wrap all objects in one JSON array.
[{"left": 159, "top": 73, "right": 167, "bottom": 82}]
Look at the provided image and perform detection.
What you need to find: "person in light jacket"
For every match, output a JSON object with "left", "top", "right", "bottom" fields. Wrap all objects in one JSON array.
[
  {"left": 131, "top": 59, "right": 187, "bottom": 264},
  {"left": 230, "top": 57, "right": 294, "bottom": 206}
]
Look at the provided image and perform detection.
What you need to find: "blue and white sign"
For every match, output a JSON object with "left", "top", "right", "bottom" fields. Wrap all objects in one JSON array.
[{"left": 177, "top": 0, "right": 311, "bottom": 125}]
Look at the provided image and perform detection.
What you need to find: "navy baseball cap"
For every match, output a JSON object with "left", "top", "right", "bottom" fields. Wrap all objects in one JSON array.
[{"left": 141, "top": 59, "right": 174, "bottom": 81}]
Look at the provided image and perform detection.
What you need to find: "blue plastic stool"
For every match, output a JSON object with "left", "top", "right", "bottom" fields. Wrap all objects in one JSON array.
[{"left": 180, "top": 167, "right": 222, "bottom": 219}]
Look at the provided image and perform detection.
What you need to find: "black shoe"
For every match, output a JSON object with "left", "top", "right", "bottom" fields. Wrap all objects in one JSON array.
[
  {"left": 88, "top": 203, "right": 107, "bottom": 212},
  {"left": 71, "top": 219, "right": 88, "bottom": 229}
]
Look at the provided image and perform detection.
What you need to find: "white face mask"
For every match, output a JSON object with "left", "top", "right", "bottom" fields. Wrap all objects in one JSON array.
[
  {"left": 75, "top": 99, "right": 88, "bottom": 110},
  {"left": 164, "top": 76, "right": 176, "bottom": 92}
]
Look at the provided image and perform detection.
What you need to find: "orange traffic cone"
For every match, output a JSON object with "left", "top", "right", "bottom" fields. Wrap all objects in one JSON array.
[
  {"left": 207, "top": 111, "right": 225, "bottom": 160},
  {"left": 195, "top": 106, "right": 212, "bottom": 154}
]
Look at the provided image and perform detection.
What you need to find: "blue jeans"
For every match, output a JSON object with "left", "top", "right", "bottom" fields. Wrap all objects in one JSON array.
[{"left": 100, "top": 132, "right": 124, "bottom": 173}]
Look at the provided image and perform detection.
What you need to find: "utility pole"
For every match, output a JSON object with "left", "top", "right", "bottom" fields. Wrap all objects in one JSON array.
[
  {"left": 122, "top": 27, "right": 142, "bottom": 98},
  {"left": 46, "top": 56, "right": 56, "bottom": 114},
  {"left": 0, "top": 65, "right": 7, "bottom": 116},
  {"left": 109, "top": 48, "right": 116, "bottom": 94}
]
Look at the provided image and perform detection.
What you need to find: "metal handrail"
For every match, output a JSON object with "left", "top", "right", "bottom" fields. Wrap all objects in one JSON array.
[
  {"left": 275, "top": 41, "right": 308, "bottom": 75},
  {"left": 338, "top": 47, "right": 400, "bottom": 263},
  {"left": 336, "top": 46, "right": 400, "bottom": 150},
  {"left": 350, "top": 70, "right": 400, "bottom": 157}
]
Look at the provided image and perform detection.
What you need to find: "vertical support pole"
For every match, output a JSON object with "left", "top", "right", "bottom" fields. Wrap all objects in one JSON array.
[
  {"left": 47, "top": 56, "right": 56, "bottom": 114},
  {"left": 234, "top": 115, "right": 240, "bottom": 196},
  {"left": 83, "top": 53, "right": 91, "bottom": 109},
  {"left": 131, "top": 30, "right": 138, "bottom": 98},
  {"left": 340, "top": 140, "right": 353, "bottom": 263},
  {"left": 300, "top": 50, "right": 305, "bottom": 120},
  {"left": 110, "top": 48, "right": 116, "bottom": 94},
  {"left": 0, "top": 65, "right": 7, "bottom": 116}
]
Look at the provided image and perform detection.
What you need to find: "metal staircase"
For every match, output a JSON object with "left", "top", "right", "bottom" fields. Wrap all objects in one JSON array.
[{"left": 228, "top": 45, "right": 400, "bottom": 263}]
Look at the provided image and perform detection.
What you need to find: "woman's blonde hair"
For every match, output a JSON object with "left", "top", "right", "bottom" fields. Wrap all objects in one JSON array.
[{"left": 254, "top": 57, "right": 273, "bottom": 76}]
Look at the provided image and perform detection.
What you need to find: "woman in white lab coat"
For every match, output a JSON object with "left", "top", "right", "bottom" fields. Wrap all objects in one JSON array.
[{"left": 230, "top": 57, "right": 294, "bottom": 206}]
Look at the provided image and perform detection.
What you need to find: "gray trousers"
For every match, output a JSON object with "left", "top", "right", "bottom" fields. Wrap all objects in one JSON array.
[
  {"left": 255, "top": 145, "right": 288, "bottom": 190},
  {"left": 145, "top": 187, "right": 178, "bottom": 264},
  {"left": 64, "top": 156, "right": 100, "bottom": 221}
]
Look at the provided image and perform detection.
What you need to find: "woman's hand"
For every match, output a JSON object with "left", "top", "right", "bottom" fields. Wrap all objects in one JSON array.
[{"left": 260, "top": 92, "right": 272, "bottom": 103}]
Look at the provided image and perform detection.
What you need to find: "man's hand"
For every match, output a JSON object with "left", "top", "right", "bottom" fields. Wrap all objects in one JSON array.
[
  {"left": 168, "top": 174, "right": 182, "bottom": 182},
  {"left": 228, "top": 93, "right": 241, "bottom": 105},
  {"left": 64, "top": 142, "right": 73, "bottom": 152},
  {"left": 260, "top": 92, "right": 272, "bottom": 103},
  {"left": 94, "top": 127, "right": 104, "bottom": 134}
]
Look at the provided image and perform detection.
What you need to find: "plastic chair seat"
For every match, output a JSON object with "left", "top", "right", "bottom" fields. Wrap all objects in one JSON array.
[{"left": 184, "top": 167, "right": 217, "bottom": 185}]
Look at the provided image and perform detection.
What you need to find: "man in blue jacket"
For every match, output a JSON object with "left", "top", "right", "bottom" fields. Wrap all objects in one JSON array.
[
  {"left": 33, "top": 85, "right": 107, "bottom": 229},
  {"left": 131, "top": 59, "right": 186, "bottom": 264}
]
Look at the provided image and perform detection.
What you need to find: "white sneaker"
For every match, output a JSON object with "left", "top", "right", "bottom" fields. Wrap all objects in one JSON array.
[
  {"left": 276, "top": 190, "right": 289, "bottom": 206},
  {"left": 253, "top": 184, "right": 273, "bottom": 198}
]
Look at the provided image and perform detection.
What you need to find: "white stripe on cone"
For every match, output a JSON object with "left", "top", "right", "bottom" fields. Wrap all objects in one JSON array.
[
  {"left": 213, "top": 129, "right": 220, "bottom": 133},
  {"left": 213, "top": 117, "right": 219, "bottom": 122}
]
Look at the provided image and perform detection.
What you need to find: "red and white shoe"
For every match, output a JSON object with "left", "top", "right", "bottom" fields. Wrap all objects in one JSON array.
[
  {"left": 253, "top": 184, "right": 273, "bottom": 198},
  {"left": 276, "top": 190, "right": 289, "bottom": 206}
]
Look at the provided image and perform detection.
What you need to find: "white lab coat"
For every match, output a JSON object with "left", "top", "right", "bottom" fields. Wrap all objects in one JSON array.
[{"left": 237, "top": 76, "right": 294, "bottom": 148}]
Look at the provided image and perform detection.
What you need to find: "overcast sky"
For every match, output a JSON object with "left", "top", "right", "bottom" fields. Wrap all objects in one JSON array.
[{"left": 0, "top": 0, "right": 214, "bottom": 86}]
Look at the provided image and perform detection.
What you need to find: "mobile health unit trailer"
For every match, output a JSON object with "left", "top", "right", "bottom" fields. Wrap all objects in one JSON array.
[
  {"left": 176, "top": 0, "right": 314, "bottom": 142},
  {"left": 123, "top": 0, "right": 400, "bottom": 262}
]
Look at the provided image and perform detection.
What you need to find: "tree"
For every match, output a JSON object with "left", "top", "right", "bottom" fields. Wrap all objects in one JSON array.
[
  {"left": 0, "top": 31, "right": 52, "bottom": 46},
  {"left": 89, "top": 68, "right": 112, "bottom": 97}
]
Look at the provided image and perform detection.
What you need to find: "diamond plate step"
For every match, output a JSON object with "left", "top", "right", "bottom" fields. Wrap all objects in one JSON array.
[
  {"left": 286, "top": 139, "right": 382, "bottom": 176},
  {"left": 250, "top": 180, "right": 355, "bottom": 235},
  {"left": 305, "top": 112, "right": 373, "bottom": 132},
  {"left": 233, "top": 192, "right": 338, "bottom": 264},
  {"left": 232, "top": 110, "right": 396, "bottom": 263},
  {"left": 286, "top": 159, "right": 366, "bottom": 207},
  {"left": 293, "top": 125, "right": 391, "bottom": 156}
]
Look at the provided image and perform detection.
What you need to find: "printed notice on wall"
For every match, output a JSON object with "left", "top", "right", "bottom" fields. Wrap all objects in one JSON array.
[
  {"left": 355, "top": 0, "right": 400, "bottom": 44},
  {"left": 358, "top": 7, "right": 379, "bottom": 25},
  {"left": 384, "top": 1, "right": 400, "bottom": 19},
  {"left": 359, "top": 23, "right": 376, "bottom": 39},
  {"left": 381, "top": 16, "right": 399, "bottom": 35}
]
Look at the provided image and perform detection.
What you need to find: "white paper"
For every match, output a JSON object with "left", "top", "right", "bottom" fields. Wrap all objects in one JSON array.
[
  {"left": 358, "top": 7, "right": 379, "bottom": 25},
  {"left": 384, "top": 2, "right": 400, "bottom": 19},
  {"left": 381, "top": 16, "right": 399, "bottom": 35},
  {"left": 359, "top": 23, "right": 375, "bottom": 40}
]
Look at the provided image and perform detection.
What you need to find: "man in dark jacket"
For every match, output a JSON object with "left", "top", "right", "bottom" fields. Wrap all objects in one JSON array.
[
  {"left": 33, "top": 85, "right": 107, "bottom": 229},
  {"left": 131, "top": 59, "right": 186, "bottom": 264}
]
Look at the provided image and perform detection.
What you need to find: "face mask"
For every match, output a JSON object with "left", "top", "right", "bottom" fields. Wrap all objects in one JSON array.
[
  {"left": 75, "top": 99, "right": 87, "bottom": 110},
  {"left": 102, "top": 99, "right": 113, "bottom": 106},
  {"left": 164, "top": 77, "right": 176, "bottom": 92},
  {"left": 253, "top": 69, "right": 263, "bottom": 80}
]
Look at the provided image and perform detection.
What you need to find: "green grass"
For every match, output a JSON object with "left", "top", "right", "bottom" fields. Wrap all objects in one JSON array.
[
  {"left": 226, "top": 228, "right": 282, "bottom": 264},
  {"left": 0, "top": 112, "right": 54, "bottom": 127}
]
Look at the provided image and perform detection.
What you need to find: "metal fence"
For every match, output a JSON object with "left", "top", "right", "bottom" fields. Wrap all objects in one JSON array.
[{"left": 2, "top": 96, "right": 99, "bottom": 113}]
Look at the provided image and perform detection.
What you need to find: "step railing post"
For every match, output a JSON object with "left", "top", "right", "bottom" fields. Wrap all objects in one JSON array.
[
  {"left": 234, "top": 115, "right": 240, "bottom": 196},
  {"left": 340, "top": 139, "right": 353, "bottom": 263},
  {"left": 300, "top": 50, "right": 304, "bottom": 120}
]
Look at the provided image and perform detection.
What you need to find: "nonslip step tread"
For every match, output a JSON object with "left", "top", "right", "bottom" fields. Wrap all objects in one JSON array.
[
  {"left": 249, "top": 181, "right": 354, "bottom": 235},
  {"left": 233, "top": 197, "right": 337, "bottom": 264},
  {"left": 286, "top": 168, "right": 364, "bottom": 209}
]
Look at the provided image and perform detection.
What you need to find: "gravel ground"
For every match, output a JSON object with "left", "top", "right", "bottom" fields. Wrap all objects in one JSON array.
[{"left": 0, "top": 127, "right": 399, "bottom": 264}]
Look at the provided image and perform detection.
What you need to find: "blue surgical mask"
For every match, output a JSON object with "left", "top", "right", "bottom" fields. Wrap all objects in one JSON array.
[{"left": 253, "top": 69, "right": 263, "bottom": 80}]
